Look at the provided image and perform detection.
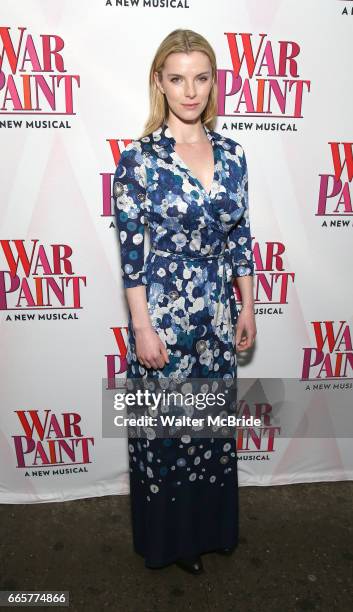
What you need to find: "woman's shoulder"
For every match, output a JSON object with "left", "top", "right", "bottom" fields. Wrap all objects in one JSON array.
[
  {"left": 121, "top": 130, "right": 158, "bottom": 160},
  {"left": 120, "top": 139, "right": 144, "bottom": 156},
  {"left": 117, "top": 139, "right": 147, "bottom": 169},
  {"left": 211, "top": 128, "right": 246, "bottom": 158}
]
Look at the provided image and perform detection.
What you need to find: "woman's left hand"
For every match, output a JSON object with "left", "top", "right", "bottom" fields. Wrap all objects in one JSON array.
[{"left": 235, "top": 305, "right": 257, "bottom": 352}]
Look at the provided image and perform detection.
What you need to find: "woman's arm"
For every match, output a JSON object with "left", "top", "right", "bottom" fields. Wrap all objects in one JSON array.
[
  {"left": 125, "top": 284, "right": 169, "bottom": 369},
  {"left": 226, "top": 145, "right": 257, "bottom": 351},
  {"left": 113, "top": 143, "right": 169, "bottom": 369}
]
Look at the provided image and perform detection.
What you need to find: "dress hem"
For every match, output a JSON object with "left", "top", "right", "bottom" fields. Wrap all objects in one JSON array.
[{"left": 134, "top": 539, "right": 239, "bottom": 569}]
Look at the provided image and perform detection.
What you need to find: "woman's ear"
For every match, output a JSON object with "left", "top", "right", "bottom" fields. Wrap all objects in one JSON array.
[{"left": 154, "top": 71, "right": 165, "bottom": 95}]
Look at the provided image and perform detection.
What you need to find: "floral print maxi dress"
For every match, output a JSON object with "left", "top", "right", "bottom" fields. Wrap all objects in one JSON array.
[{"left": 113, "top": 120, "right": 255, "bottom": 568}]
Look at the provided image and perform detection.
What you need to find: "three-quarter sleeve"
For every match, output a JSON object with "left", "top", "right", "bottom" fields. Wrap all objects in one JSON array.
[
  {"left": 227, "top": 146, "right": 255, "bottom": 278},
  {"left": 113, "top": 142, "right": 148, "bottom": 289}
]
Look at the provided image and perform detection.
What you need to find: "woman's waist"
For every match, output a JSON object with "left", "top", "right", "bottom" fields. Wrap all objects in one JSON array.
[
  {"left": 143, "top": 245, "right": 234, "bottom": 287},
  {"left": 147, "top": 245, "right": 230, "bottom": 262}
]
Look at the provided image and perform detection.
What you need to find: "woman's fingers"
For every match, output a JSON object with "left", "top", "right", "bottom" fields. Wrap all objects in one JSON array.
[
  {"left": 160, "top": 343, "right": 170, "bottom": 364},
  {"left": 138, "top": 348, "right": 169, "bottom": 370},
  {"left": 140, "top": 358, "right": 151, "bottom": 368},
  {"left": 235, "top": 323, "right": 245, "bottom": 348},
  {"left": 152, "top": 346, "right": 169, "bottom": 369},
  {"left": 235, "top": 324, "right": 256, "bottom": 351},
  {"left": 135, "top": 328, "right": 170, "bottom": 370},
  {"left": 237, "top": 335, "right": 255, "bottom": 350}
]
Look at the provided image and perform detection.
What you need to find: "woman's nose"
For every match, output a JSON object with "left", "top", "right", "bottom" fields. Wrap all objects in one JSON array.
[{"left": 184, "top": 82, "right": 197, "bottom": 97}]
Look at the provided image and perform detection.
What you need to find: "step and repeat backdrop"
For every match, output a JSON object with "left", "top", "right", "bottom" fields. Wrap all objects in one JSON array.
[{"left": 0, "top": 0, "right": 352, "bottom": 503}]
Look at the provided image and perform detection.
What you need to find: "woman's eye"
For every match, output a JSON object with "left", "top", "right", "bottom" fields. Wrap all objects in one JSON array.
[{"left": 170, "top": 77, "right": 208, "bottom": 83}]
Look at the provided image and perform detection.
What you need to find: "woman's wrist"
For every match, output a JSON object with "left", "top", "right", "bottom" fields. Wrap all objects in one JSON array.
[
  {"left": 240, "top": 302, "right": 254, "bottom": 312},
  {"left": 132, "top": 322, "right": 154, "bottom": 333}
]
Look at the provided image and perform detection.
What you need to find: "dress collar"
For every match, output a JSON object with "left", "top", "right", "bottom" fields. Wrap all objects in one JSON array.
[{"left": 153, "top": 119, "right": 218, "bottom": 148}]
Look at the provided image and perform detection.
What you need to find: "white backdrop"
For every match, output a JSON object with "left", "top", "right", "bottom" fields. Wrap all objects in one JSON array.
[{"left": 0, "top": 0, "right": 352, "bottom": 503}]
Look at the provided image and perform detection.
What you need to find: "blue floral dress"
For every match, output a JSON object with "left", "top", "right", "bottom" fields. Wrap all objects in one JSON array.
[{"left": 113, "top": 120, "right": 254, "bottom": 568}]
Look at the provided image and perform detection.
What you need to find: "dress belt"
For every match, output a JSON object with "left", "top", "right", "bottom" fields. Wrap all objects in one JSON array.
[
  {"left": 149, "top": 247, "right": 233, "bottom": 331},
  {"left": 148, "top": 246, "right": 233, "bottom": 329},
  {"left": 149, "top": 247, "right": 227, "bottom": 261}
]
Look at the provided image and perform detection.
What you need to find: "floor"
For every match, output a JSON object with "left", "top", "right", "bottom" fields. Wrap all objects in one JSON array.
[{"left": 0, "top": 481, "right": 352, "bottom": 612}]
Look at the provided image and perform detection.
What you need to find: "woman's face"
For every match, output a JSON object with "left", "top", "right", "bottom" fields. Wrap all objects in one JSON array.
[{"left": 154, "top": 51, "right": 214, "bottom": 123}]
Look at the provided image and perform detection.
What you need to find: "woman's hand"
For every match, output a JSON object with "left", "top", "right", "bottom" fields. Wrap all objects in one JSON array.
[
  {"left": 235, "top": 305, "right": 257, "bottom": 352},
  {"left": 134, "top": 326, "right": 170, "bottom": 370}
]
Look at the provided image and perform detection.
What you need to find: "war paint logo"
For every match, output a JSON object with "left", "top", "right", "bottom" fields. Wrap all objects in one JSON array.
[
  {"left": 219, "top": 33, "right": 311, "bottom": 130},
  {"left": 0, "top": 26, "right": 80, "bottom": 120},
  {"left": 317, "top": 142, "right": 353, "bottom": 223},
  {"left": 105, "top": 326, "right": 129, "bottom": 385},
  {"left": 101, "top": 137, "right": 132, "bottom": 219},
  {"left": 13, "top": 410, "right": 95, "bottom": 474},
  {"left": 236, "top": 400, "right": 280, "bottom": 459},
  {"left": 302, "top": 321, "right": 353, "bottom": 381},
  {"left": 233, "top": 240, "right": 295, "bottom": 314},
  {"left": 0, "top": 239, "right": 87, "bottom": 319}
]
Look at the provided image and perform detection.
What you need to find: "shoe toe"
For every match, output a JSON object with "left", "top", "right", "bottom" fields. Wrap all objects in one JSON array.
[{"left": 176, "top": 555, "right": 204, "bottom": 574}]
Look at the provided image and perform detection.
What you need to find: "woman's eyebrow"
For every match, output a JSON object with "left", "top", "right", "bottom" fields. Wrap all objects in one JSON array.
[{"left": 167, "top": 71, "right": 211, "bottom": 77}]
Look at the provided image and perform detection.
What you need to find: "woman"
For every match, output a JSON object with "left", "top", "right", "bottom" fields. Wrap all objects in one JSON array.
[{"left": 113, "top": 29, "right": 256, "bottom": 574}]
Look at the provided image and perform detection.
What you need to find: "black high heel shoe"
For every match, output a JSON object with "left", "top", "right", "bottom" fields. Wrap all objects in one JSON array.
[{"left": 175, "top": 554, "right": 204, "bottom": 575}]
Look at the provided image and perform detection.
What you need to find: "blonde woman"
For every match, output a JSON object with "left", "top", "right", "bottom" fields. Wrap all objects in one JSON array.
[{"left": 113, "top": 29, "right": 256, "bottom": 574}]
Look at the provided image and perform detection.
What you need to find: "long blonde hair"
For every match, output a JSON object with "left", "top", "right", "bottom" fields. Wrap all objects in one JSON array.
[{"left": 139, "top": 29, "right": 218, "bottom": 139}]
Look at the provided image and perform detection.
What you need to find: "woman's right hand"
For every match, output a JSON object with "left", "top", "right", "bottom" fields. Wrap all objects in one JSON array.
[{"left": 134, "top": 326, "right": 170, "bottom": 370}]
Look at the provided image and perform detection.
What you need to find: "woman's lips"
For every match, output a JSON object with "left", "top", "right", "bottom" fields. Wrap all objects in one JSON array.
[{"left": 182, "top": 103, "right": 199, "bottom": 108}]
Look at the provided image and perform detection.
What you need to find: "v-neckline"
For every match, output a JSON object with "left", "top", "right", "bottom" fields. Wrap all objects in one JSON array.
[
  {"left": 172, "top": 144, "right": 216, "bottom": 198},
  {"left": 165, "top": 123, "right": 217, "bottom": 198}
]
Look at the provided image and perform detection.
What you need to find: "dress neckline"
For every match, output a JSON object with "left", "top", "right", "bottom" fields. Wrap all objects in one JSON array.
[{"left": 162, "top": 121, "right": 217, "bottom": 198}]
